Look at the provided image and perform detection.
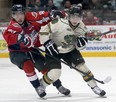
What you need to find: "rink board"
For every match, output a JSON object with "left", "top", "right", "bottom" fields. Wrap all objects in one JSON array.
[
  {"left": 1, "top": 52, "right": 116, "bottom": 58},
  {"left": 0, "top": 25, "right": 116, "bottom": 58}
]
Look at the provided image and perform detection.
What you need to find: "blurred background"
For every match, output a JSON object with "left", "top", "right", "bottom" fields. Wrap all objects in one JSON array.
[{"left": 0, "top": 0, "right": 116, "bottom": 26}]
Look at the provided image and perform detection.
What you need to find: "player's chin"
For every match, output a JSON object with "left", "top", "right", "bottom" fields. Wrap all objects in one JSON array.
[
  {"left": 17, "top": 20, "right": 24, "bottom": 24},
  {"left": 72, "top": 23, "right": 78, "bottom": 26}
]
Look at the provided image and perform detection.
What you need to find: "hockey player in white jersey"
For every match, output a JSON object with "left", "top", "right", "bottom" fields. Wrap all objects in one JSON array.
[{"left": 40, "top": 4, "right": 106, "bottom": 96}]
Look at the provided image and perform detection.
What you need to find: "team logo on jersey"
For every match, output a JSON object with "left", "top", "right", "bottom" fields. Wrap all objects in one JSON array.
[
  {"left": 64, "top": 35, "right": 75, "bottom": 44},
  {"left": 67, "top": 28, "right": 71, "bottom": 31}
]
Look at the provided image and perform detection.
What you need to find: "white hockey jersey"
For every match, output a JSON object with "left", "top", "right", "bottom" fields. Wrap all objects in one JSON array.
[{"left": 40, "top": 18, "right": 87, "bottom": 53}]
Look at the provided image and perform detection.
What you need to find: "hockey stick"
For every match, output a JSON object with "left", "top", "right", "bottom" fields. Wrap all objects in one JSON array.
[
  {"left": 33, "top": 47, "right": 112, "bottom": 84},
  {"left": 87, "top": 29, "right": 116, "bottom": 40}
]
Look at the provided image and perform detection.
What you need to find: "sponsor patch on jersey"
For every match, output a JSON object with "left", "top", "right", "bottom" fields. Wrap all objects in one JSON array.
[{"left": 67, "top": 28, "right": 72, "bottom": 31}]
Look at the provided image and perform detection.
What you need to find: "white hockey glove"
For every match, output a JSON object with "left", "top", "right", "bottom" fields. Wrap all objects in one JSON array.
[
  {"left": 44, "top": 39, "right": 59, "bottom": 56},
  {"left": 75, "top": 36, "right": 88, "bottom": 50},
  {"left": 49, "top": 10, "right": 65, "bottom": 19},
  {"left": 18, "top": 34, "right": 33, "bottom": 48}
]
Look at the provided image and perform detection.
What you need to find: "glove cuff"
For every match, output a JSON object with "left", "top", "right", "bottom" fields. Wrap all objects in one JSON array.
[{"left": 44, "top": 39, "right": 52, "bottom": 46}]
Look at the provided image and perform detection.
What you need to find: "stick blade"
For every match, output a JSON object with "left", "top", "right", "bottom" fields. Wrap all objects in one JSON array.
[{"left": 103, "top": 76, "right": 112, "bottom": 84}]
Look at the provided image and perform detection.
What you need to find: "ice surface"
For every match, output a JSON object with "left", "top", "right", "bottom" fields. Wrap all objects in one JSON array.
[{"left": 0, "top": 58, "right": 116, "bottom": 102}]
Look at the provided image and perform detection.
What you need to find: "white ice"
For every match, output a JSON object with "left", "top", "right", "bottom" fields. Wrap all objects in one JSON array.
[{"left": 0, "top": 57, "right": 116, "bottom": 102}]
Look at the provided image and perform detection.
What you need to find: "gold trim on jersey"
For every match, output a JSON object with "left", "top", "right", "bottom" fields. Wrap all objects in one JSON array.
[{"left": 43, "top": 73, "right": 53, "bottom": 85}]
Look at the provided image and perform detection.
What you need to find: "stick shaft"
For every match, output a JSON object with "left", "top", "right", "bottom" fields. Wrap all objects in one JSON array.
[
  {"left": 35, "top": 47, "right": 105, "bottom": 84},
  {"left": 87, "top": 29, "right": 116, "bottom": 39}
]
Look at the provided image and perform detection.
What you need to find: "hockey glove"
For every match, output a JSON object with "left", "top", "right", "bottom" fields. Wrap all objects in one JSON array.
[
  {"left": 49, "top": 10, "right": 65, "bottom": 19},
  {"left": 87, "top": 30, "right": 102, "bottom": 41},
  {"left": 76, "top": 36, "right": 88, "bottom": 50},
  {"left": 44, "top": 39, "right": 59, "bottom": 56},
  {"left": 18, "top": 34, "right": 33, "bottom": 48}
]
